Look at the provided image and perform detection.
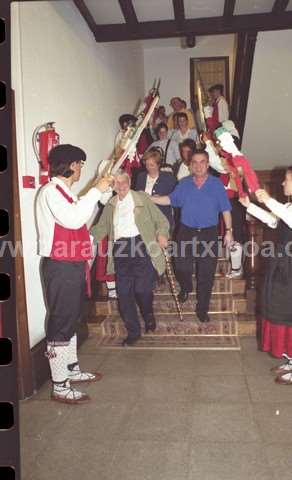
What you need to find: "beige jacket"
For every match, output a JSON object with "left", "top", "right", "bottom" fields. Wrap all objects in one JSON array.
[{"left": 90, "top": 190, "right": 170, "bottom": 275}]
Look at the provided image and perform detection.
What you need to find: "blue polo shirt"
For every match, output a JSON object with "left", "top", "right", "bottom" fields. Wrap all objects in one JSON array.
[{"left": 169, "top": 175, "right": 231, "bottom": 228}]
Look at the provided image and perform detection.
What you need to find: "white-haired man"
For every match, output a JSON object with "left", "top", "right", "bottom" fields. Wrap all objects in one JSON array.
[{"left": 91, "top": 171, "right": 169, "bottom": 345}]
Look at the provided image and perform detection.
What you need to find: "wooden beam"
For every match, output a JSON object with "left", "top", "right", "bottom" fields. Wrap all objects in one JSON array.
[
  {"left": 223, "top": 0, "right": 236, "bottom": 20},
  {"left": 172, "top": 0, "right": 185, "bottom": 30},
  {"left": 118, "top": 0, "right": 139, "bottom": 31},
  {"left": 231, "top": 32, "right": 258, "bottom": 143},
  {"left": 11, "top": 90, "right": 34, "bottom": 400},
  {"left": 73, "top": 0, "right": 99, "bottom": 40},
  {"left": 95, "top": 11, "right": 292, "bottom": 42},
  {"left": 272, "top": 0, "right": 289, "bottom": 14}
]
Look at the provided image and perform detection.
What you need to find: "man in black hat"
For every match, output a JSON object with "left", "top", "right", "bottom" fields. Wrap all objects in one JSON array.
[{"left": 36, "top": 144, "right": 113, "bottom": 404}]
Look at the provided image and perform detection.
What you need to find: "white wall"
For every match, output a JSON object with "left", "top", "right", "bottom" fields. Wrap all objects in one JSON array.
[
  {"left": 242, "top": 30, "right": 292, "bottom": 169},
  {"left": 143, "top": 35, "right": 236, "bottom": 113},
  {"left": 11, "top": 1, "right": 145, "bottom": 348}
]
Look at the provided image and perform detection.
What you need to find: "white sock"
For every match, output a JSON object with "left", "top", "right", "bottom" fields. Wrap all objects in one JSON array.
[
  {"left": 230, "top": 243, "right": 243, "bottom": 271},
  {"left": 46, "top": 343, "right": 69, "bottom": 383},
  {"left": 67, "top": 334, "right": 78, "bottom": 366},
  {"left": 106, "top": 281, "right": 116, "bottom": 290}
]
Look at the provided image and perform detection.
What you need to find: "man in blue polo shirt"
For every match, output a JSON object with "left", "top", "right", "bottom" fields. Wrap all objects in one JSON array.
[{"left": 152, "top": 149, "right": 233, "bottom": 322}]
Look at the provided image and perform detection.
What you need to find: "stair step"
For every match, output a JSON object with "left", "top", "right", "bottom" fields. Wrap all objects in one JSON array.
[
  {"left": 105, "top": 295, "right": 247, "bottom": 315},
  {"left": 156, "top": 277, "right": 245, "bottom": 295},
  {"left": 99, "top": 312, "right": 237, "bottom": 336}
]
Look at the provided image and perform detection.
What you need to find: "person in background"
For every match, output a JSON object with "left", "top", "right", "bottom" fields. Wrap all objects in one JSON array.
[
  {"left": 176, "top": 139, "right": 196, "bottom": 181},
  {"left": 36, "top": 144, "right": 113, "bottom": 404},
  {"left": 152, "top": 105, "right": 168, "bottom": 130},
  {"left": 147, "top": 122, "right": 180, "bottom": 167},
  {"left": 239, "top": 172, "right": 292, "bottom": 384},
  {"left": 135, "top": 149, "right": 176, "bottom": 228},
  {"left": 151, "top": 150, "right": 233, "bottom": 323},
  {"left": 91, "top": 171, "right": 169, "bottom": 346},
  {"left": 204, "top": 84, "right": 229, "bottom": 133},
  {"left": 167, "top": 97, "right": 196, "bottom": 130},
  {"left": 202, "top": 123, "right": 247, "bottom": 278},
  {"left": 172, "top": 112, "right": 198, "bottom": 144}
]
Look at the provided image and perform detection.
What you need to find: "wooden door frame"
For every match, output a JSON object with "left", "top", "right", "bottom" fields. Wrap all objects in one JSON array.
[{"left": 190, "top": 56, "right": 230, "bottom": 114}]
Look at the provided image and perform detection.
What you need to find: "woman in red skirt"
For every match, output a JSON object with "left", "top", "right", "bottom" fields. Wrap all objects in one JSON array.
[{"left": 240, "top": 168, "right": 292, "bottom": 385}]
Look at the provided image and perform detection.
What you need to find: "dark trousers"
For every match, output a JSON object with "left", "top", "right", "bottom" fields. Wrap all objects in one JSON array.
[
  {"left": 113, "top": 235, "right": 157, "bottom": 340},
  {"left": 42, "top": 258, "right": 86, "bottom": 342},
  {"left": 174, "top": 224, "right": 218, "bottom": 317}
]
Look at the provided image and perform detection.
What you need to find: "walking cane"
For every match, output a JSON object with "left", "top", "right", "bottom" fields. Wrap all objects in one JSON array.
[{"left": 163, "top": 248, "right": 183, "bottom": 322}]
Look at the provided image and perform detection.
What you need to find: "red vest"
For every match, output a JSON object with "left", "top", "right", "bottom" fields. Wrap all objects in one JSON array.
[{"left": 50, "top": 185, "right": 92, "bottom": 262}]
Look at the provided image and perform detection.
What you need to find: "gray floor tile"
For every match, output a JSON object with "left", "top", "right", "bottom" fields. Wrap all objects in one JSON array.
[
  {"left": 138, "top": 373, "right": 194, "bottom": 403},
  {"left": 192, "top": 375, "right": 250, "bottom": 403},
  {"left": 241, "top": 350, "right": 283, "bottom": 375},
  {"left": 119, "top": 401, "right": 192, "bottom": 442},
  {"left": 22, "top": 440, "right": 114, "bottom": 480},
  {"left": 190, "top": 403, "right": 261, "bottom": 442},
  {"left": 246, "top": 374, "right": 292, "bottom": 403},
  {"left": 265, "top": 443, "right": 292, "bottom": 480},
  {"left": 108, "top": 440, "right": 189, "bottom": 480},
  {"left": 188, "top": 442, "right": 273, "bottom": 480},
  {"left": 144, "top": 350, "right": 198, "bottom": 379},
  {"left": 99, "top": 350, "right": 151, "bottom": 377},
  {"left": 191, "top": 351, "right": 244, "bottom": 376},
  {"left": 253, "top": 403, "right": 292, "bottom": 443},
  {"left": 20, "top": 399, "right": 72, "bottom": 438}
]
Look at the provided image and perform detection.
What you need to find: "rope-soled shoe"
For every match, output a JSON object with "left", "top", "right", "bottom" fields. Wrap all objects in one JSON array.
[
  {"left": 271, "top": 354, "right": 292, "bottom": 376},
  {"left": 51, "top": 379, "right": 90, "bottom": 404},
  {"left": 68, "top": 362, "right": 103, "bottom": 384}
]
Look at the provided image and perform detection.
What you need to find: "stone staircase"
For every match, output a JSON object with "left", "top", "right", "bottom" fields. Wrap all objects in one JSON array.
[{"left": 88, "top": 256, "right": 256, "bottom": 350}]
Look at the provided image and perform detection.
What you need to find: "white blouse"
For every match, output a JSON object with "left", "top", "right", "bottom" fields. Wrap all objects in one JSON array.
[{"left": 247, "top": 199, "right": 292, "bottom": 229}]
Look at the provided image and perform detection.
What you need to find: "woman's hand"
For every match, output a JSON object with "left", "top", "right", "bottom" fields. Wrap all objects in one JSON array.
[{"left": 255, "top": 189, "right": 270, "bottom": 204}]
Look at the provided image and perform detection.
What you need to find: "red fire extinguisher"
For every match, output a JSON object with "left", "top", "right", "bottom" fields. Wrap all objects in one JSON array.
[{"left": 32, "top": 122, "right": 60, "bottom": 185}]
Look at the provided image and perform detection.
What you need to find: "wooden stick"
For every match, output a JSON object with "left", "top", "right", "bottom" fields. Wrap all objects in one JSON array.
[{"left": 163, "top": 249, "right": 183, "bottom": 322}]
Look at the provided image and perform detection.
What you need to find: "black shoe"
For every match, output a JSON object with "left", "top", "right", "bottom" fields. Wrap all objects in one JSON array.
[
  {"left": 178, "top": 290, "right": 189, "bottom": 303},
  {"left": 145, "top": 316, "right": 157, "bottom": 333},
  {"left": 122, "top": 336, "right": 140, "bottom": 346},
  {"left": 196, "top": 313, "right": 210, "bottom": 323}
]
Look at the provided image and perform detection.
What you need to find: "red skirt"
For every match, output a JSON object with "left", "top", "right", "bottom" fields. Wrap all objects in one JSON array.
[
  {"left": 261, "top": 317, "right": 292, "bottom": 358},
  {"left": 95, "top": 237, "right": 115, "bottom": 282}
]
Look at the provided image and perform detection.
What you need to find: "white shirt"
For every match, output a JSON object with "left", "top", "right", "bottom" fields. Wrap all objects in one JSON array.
[
  {"left": 217, "top": 96, "right": 229, "bottom": 123},
  {"left": 205, "top": 140, "right": 227, "bottom": 174},
  {"left": 147, "top": 138, "right": 180, "bottom": 165},
  {"left": 247, "top": 199, "right": 292, "bottom": 229},
  {"left": 172, "top": 128, "right": 198, "bottom": 144},
  {"left": 145, "top": 175, "right": 158, "bottom": 195},
  {"left": 36, "top": 177, "right": 102, "bottom": 257},
  {"left": 177, "top": 163, "right": 190, "bottom": 181},
  {"left": 113, "top": 191, "right": 139, "bottom": 240}
]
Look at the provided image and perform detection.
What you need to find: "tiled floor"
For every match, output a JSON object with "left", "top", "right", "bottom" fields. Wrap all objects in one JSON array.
[{"left": 20, "top": 337, "right": 292, "bottom": 480}]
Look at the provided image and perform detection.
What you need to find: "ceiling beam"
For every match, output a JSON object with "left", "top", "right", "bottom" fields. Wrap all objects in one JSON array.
[
  {"left": 223, "top": 0, "right": 236, "bottom": 20},
  {"left": 172, "top": 0, "right": 185, "bottom": 30},
  {"left": 95, "top": 11, "right": 292, "bottom": 42},
  {"left": 118, "top": 0, "right": 139, "bottom": 31},
  {"left": 272, "top": 0, "right": 290, "bottom": 14},
  {"left": 73, "top": 0, "right": 98, "bottom": 40}
]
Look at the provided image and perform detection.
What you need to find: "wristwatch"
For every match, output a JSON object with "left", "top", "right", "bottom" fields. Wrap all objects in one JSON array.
[{"left": 226, "top": 228, "right": 233, "bottom": 232}]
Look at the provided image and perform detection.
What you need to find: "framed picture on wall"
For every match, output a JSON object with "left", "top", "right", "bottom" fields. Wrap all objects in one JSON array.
[{"left": 190, "top": 56, "right": 230, "bottom": 129}]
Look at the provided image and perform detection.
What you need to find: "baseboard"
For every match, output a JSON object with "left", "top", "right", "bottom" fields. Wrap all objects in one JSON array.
[{"left": 29, "top": 321, "right": 89, "bottom": 394}]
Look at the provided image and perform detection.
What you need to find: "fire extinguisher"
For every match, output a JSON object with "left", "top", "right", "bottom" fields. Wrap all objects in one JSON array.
[{"left": 32, "top": 122, "right": 60, "bottom": 185}]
